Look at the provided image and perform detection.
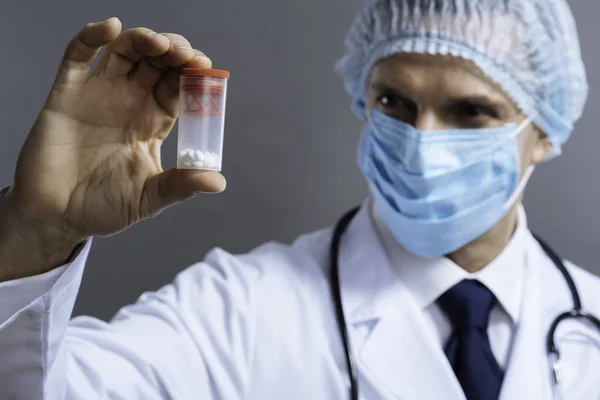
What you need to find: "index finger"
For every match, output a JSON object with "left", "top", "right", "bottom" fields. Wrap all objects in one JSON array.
[
  {"left": 152, "top": 50, "right": 213, "bottom": 117},
  {"left": 182, "top": 50, "right": 213, "bottom": 69},
  {"left": 145, "top": 33, "right": 211, "bottom": 70},
  {"left": 55, "top": 17, "right": 122, "bottom": 85}
]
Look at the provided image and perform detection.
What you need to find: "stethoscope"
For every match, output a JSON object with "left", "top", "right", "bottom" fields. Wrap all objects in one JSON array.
[{"left": 330, "top": 207, "right": 600, "bottom": 400}]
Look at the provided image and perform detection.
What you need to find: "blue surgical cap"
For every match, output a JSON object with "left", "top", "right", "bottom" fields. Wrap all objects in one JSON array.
[{"left": 335, "top": 0, "right": 588, "bottom": 159}]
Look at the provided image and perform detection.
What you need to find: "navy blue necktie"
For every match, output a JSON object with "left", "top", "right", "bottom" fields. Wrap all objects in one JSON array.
[{"left": 437, "top": 279, "right": 504, "bottom": 400}]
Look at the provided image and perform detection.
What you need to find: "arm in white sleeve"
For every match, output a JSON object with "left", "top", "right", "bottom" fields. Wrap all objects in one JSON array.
[
  {"left": 0, "top": 239, "right": 91, "bottom": 399},
  {"left": 64, "top": 248, "right": 257, "bottom": 400},
  {"left": 0, "top": 191, "right": 257, "bottom": 399}
]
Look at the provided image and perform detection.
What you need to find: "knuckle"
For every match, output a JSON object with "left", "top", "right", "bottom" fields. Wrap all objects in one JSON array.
[
  {"left": 64, "top": 37, "right": 82, "bottom": 56},
  {"left": 65, "top": 37, "right": 77, "bottom": 50},
  {"left": 146, "top": 57, "right": 167, "bottom": 69}
]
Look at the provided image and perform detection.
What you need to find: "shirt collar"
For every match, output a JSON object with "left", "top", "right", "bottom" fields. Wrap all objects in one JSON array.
[{"left": 370, "top": 199, "right": 528, "bottom": 323}]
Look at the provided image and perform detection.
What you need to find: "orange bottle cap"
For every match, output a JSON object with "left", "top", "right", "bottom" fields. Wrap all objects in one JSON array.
[{"left": 181, "top": 68, "right": 230, "bottom": 79}]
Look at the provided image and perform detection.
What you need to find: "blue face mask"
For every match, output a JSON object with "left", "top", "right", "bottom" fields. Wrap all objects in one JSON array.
[{"left": 357, "top": 109, "right": 533, "bottom": 258}]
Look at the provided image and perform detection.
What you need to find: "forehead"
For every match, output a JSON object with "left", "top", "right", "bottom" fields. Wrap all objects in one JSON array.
[{"left": 368, "top": 53, "right": 513, "bottom": 105}]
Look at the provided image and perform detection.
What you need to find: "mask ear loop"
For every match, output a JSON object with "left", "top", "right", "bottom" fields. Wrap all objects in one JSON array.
[
  {"left": 509, "top": 117, "right": 533, "bottom": 138},
  {"left": 507, "top": 164, "right": 535, "bottom": 207},
  {"left": 506, "top": 117, "right": 535, "bottom": 207}
]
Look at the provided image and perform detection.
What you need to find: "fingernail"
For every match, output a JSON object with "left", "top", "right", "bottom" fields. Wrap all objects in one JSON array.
[
  {"left": 193, "top": 49, "right": 211, "bottom": 62},
  {"left": 154, "top": 34, "right": 171, "bottom": 47},
  {"left": 104, "top": 17, "right": 120, "bottom": 24},
  {"left": 174, "top": 41, "right": 192, "bottom": 50}
]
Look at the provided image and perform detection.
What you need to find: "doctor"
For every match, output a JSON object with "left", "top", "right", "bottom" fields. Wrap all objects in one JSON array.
[{"left": 1, "top": 0, "right": 599, "bottom": 399}]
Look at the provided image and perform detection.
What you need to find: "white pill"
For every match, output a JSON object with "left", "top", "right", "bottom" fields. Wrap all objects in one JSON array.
[
  {"left": 183, "top": 160, "right": 193, "bottom": 167},
  {"left": 204, "top": 152, "right": 213, "bottom": 164},
  {"left": 196, "top": 150, "right": 205, "bottom": 161},
  {"left": 192, "top": 161, "right": 204, "bottom": 168}
]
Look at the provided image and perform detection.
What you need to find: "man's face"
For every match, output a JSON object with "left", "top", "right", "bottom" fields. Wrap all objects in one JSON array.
[{"left": 365, "top": 53, "right": 552, "bottom": 175}]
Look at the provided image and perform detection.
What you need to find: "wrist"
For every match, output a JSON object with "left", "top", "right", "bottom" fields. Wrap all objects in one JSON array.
[{"left": 0, "top": 189, "right": 84, "bottom": 281}]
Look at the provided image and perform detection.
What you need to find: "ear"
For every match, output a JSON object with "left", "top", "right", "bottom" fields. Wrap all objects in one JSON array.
[{"left": 531, "top": 128, "right": 552, "bottom": 165}]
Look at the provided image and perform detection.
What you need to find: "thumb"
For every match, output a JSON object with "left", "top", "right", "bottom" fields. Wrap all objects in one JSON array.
[{"left": 141, "top": 168, "right": 226, "bottom": 217}]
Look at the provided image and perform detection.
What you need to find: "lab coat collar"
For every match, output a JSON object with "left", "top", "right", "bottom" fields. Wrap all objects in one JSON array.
[
  {"left": 339, "top": 201, "right": 466, "bottom": 399},
  {"left": 338, "top": 200, "right": 401, "bottom": 324},
  {"left": 371, "top": 201, "right": 528, "bottom": 323}
]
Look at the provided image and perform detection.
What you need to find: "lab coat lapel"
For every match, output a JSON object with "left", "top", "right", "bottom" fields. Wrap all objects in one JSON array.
[
  {"left": 357, "top": 288, "right": 465, "bottom": 399},
  {"left": 339, "top": 204, "right": 465, "bottom": 400},
  {"left": 499, "top": 234, "right": 553, "bottom": 400}
]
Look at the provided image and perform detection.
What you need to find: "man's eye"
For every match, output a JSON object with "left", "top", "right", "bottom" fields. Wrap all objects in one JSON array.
[
  {"left": 456, "top": 102, "right": 497, "bottom": 120},
  {"left": 377, "top": 94, "right": 400, "bottom": 108},
  {"left": 373, "top": 91, "right": 418, "bottom": 123},
  {"left": 463, "top": 105, "right": 484, "bottom": 117},
  {"left": 376, "top": 92, "right": 416, "bottom": 112}
]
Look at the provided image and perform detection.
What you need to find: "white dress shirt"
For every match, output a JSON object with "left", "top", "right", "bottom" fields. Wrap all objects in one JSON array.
[{"left": 370, "top": 200, "right": 527, "bottom": 369}]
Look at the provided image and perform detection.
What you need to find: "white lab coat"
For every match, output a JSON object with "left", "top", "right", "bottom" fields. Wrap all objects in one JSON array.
[{"left": 1, "top": 202, "right": 600, "bottom": 400}]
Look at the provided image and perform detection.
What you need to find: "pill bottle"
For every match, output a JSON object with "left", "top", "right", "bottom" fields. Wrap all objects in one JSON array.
[{"left": 177, "top": 68, "right": 230, "bottom": 171}]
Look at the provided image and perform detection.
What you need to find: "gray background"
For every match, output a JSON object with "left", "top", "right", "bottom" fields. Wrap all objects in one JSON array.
[{"left": 0, "top": 0, "right": 597, "bottom": 320}]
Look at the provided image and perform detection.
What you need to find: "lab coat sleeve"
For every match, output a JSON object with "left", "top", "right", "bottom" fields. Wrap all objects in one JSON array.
[
  {"left": 0, "top": 195, "right": 258, "bottom": 398},
  {"left": 0, "top": 238, "right": 92, "bottom": 399},
  {"left": 64, "top": 248, "right": 258, "bottom": 400}
]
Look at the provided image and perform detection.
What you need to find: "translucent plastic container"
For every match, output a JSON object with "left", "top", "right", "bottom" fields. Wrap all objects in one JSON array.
[{"left": 177, "top": 68, "right": 230, "bottom": 171}]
